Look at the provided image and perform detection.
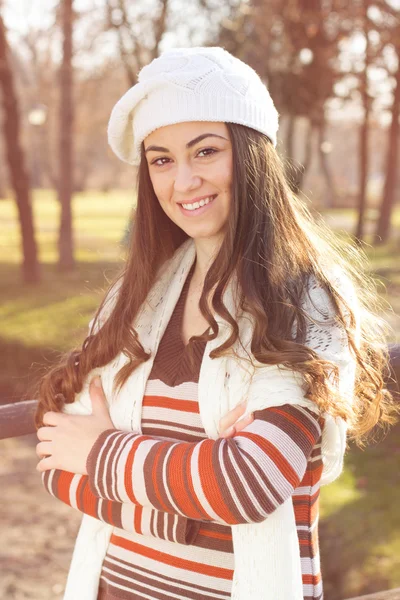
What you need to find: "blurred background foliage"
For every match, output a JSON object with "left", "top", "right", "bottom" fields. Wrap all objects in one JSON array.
[{"left": 0, "top": 1, "right": 399, "bottom": 598}]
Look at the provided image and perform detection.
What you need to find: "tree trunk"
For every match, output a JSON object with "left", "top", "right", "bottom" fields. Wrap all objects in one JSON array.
[
  {"left": 0, "top": 16, "right": 40, "bottom": 283},
  {"left": 375, "top": 42, "right": 400, "bottom": 244},
  {"left": 58, "top": 0, "right": 75, "bottom": 271},
  {"left": 285, "top": 115, "right": 301, "bottom": 192},
  {"left": 317, "top": 119, "right": 336, "bottom": 209},
  {"left": 355, "top": 1, "right": 371, "bottom": 243},
  {"left": 297, "top": 119, "right": 314, "bottom": 193}
]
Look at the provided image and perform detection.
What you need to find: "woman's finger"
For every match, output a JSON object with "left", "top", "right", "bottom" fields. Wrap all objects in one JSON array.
[
  {"left": 234, "top": 412, "right": 254, "bottom": 433},
  {"left": 36, "top": 441, "right": 53, "bottom": 458},
  {"left": 36, "top": 456, "right": 55, "bottom": 472},
  {"left": 219, "top": 413, "right": 254, "bottom": 439},
  {"left": 37, "top": 426, "right": 56, "bottom": 441},
  {"left": 218, "top": 401, "right": 246, "bottom": 433},
  {"left": 43, "top": 411, "right": 63, "bottom": 426}
]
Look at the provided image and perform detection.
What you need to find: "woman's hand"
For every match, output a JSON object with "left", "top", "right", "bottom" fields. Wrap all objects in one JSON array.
[
  {"left": 36, "top": 377, "right": 114, "bottom": 474},
  {"left": 218, "top": 401, "right": 254, "bottom": 439}
]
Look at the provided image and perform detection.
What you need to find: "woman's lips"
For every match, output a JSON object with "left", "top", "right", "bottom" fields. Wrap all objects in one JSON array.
[{"left": 178, "top": 194, "right": 217, "bottom": 217}]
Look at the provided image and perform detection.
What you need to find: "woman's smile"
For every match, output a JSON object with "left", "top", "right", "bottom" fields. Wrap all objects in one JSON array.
[{"left": 178, "top": 193, "right": 218, "bottom": 217}]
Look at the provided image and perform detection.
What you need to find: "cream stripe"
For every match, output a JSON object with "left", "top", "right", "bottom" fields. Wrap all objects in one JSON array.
[
  {"left": 300, "top": 554, "right": 321, "bottom": 574},
  {"left": 128, "top": 438, "right": 160, "bottom": 506},
  {"left": 293, "top": 481, "right": 321, "bottom": 496},
  {"left": 120, "top": 503, "right": 134, "bottom": 533},
  {"left": 145, "top": 379, "right": 199, "bottom": 400},
  {"left": 68, "top": 474, "right": 82, "bottom": 510},
  {"left": 142, "top": 406, "right": 205, "bottom": 427},
  {"left": 46, "top": 470, "right": 55, "bottom": 497},
  {"left": 172, "top": 514, "right": 179, "bottom": 542},
  {"left": 164, "top": 512, "right": 170, "bottom": 541}
]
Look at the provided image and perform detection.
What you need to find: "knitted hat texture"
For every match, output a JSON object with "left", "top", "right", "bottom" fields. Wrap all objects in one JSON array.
[{"left": 108, "top": 46, "right": 279, "bottom": 166}]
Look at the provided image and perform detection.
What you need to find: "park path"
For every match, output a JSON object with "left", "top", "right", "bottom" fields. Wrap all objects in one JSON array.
[{"left": 0, "top": 434, "right": 80, "bottom": 599}]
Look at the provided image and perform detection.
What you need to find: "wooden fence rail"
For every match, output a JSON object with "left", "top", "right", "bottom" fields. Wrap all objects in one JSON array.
[{"left": 347, "top": 589, "right": 400, "bottom": 599}]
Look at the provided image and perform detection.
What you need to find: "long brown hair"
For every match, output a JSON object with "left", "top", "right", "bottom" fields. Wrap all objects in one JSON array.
[{"left": 35, "top": 123, "right": 398, "bottom": 445}]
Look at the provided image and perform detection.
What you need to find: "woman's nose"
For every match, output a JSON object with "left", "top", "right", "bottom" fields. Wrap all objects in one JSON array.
[{"left": 173, "top": 163, "right": 201, "bottom": 193}]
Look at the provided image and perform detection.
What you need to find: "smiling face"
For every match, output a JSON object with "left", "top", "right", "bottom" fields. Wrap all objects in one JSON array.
[{"left": 143, "top": 121, "right": 233, "bottom": 245}]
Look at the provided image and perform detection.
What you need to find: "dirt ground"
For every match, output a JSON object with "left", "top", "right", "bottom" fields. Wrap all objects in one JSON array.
[{"left": 0, "top": 434, "right": 81, "bottom": 600}]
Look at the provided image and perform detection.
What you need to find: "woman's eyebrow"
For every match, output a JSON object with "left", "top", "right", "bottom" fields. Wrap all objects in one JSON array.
[{"left": 144, "top": 133, "right": 228, "bottom": 154}]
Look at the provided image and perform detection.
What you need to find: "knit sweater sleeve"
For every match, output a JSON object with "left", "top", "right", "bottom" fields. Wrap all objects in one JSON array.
[
  {"left": 85, "top": 404, "right": 323, "bottom": 525},
  {"left": 41, "top": 469, "right": 200, "bottom": 545}
]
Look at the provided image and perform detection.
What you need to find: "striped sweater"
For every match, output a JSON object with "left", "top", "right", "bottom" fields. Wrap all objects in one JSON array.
[{"left": 43, "top": 265, "right": 325, "bottom": 599}]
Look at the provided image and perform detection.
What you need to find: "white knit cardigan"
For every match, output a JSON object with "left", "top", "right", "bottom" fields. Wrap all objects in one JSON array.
[{"left": 62, "top": 238, "right": 358, "bottom": 600}]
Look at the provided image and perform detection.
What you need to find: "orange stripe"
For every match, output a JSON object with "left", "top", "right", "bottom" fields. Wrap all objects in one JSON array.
[
  {"left": 56, "top": 471, "right": 74, "bottom": 506},
  {"left": 297, "top": 464, "right": 323, "bottom": 487},
  {"left": 198, "top": 440, "right": 238, "bottom": 524},
  {"left": 198, "top": 528, "right": 232, "bottom": 541},
  {"left": 269, "top": 407, "right": 318, "bottom": 445},
  {"left": 134, "top": 505, "right": 142, "bottom": 534},
  {"left": 107, "top": 499, "right": 114, "bottom": 526},
  {"left": 142, "top": 395, "right": 199, "bottom": 413},
  {"left": 151, "top": 441, "right": 171, "bottom": 512},
  {"left": 166, "top": 443, "right": 207, "bottom": 519},
  {"left": 303, "top": 572, "right": 322, "bottom": 585},
  {"left": 110, "top": 534, "right": 234, "bottom": 580},
  {"left": 74, "top": 476, "right": 96, "bottom": 519}
]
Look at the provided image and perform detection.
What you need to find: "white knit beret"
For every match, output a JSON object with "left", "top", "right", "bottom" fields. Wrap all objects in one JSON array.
[{"left": 108, "top": 46, "right": 279, "bottom": 166}]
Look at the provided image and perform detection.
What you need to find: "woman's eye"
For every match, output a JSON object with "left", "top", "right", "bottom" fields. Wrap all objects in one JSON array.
[
  {"left": 151, "top": 157, "right": 170, "bottom": 167},
  {"left": 197, "top": 148, "right": 217, "bottom": 158}
]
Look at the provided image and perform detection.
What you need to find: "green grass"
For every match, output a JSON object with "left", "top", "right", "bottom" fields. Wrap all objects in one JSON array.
[{"left": 1, "top": 190, "right": 400, "bottom": 598}]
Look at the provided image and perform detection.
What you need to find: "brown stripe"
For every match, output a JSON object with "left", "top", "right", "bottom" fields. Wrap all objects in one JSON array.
[
  {"left": 90, "top": 430, "right": 119, "bottom": 500},
  {"left": 99, "top": 431, "right": 136, "bottom": 502},
  {"left": 240, "top": 446, "right": 285, "bottom": 506},
  {"left": 49, "top": 469, "right": 61, "bottom": 497},
  {"left": 221, "top": 439, "right": 270, "bottom": 522},
  {"left": 166, "top": 512, "right": 174, "bottom": 542},
  {"left": 254, "top": 405, "right": 320, "bottom": 454},
  {"left": 143, "top": 441, "right": 177, "bottom": 514},
  {"left": 111, "top": 501, "right": 123, "bottom": 529}
]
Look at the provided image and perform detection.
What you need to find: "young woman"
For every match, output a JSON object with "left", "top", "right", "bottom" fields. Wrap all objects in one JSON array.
[{"left": 35, "top": 47, "right": 397, "bottom": 600}]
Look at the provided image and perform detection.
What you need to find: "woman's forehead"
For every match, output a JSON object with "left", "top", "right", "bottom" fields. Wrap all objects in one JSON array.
[{"left": 144, "top": 121, "right": 229, "bottom": 148}]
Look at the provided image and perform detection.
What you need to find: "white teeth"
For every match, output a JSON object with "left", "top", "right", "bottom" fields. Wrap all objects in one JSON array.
[{"left": 182, "top": 195, "right": 215, "bottom": 210}]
